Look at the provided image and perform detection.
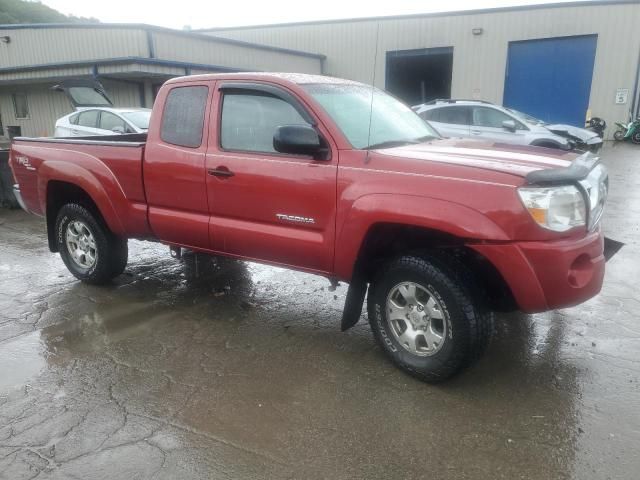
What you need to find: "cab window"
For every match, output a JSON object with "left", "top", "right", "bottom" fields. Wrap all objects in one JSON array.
[{"left": 220, "top": 92, "right": 310, "bottom": 154}]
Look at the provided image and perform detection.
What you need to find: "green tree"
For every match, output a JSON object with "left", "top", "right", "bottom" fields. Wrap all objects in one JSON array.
[{"left": 0, "top": 0, "right": 98, "bottom": 24}]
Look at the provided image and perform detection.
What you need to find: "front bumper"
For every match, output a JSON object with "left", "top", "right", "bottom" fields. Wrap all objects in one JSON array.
[
  {"left": 471, "top": 230, "right": 606, "bottom": 313},
  {"left": 12, "top": 184, "right": 29, "bottom": 212}
]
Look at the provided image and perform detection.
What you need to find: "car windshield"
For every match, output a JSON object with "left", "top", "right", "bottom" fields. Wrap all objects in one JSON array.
[
  {"left": 303, "top": 83, "right": 439, "bottom": 149},
  {"left": 506, "top": 107, "right": 546, "bottom": 126},
  {"left": 121, "top": 110, "right": 152, "bottom": 129}
]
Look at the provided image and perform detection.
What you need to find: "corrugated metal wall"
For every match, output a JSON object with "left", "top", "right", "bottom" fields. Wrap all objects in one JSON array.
[
  {"left": 0, "top": 28, "right": 149, "bottom": 68},
  {"left": 0, "top": 26, "right": 322, "bottom": 75},
  {"left": 209, "top": 2, "right": 640, "bottom": 138}
]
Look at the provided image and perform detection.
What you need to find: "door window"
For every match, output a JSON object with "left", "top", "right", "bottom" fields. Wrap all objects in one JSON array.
[
  {"left": 427, "top": 106, "right": 470, "bottom": 125},
  {"left": 99, "top": 112, "right": 127, "bottom": 132},
  {"left": 220, "top": 92, "right": 310, "bottom": 154},
  {"left": 472, "top": 107, "right": 525, "bottom": 129},
  {"left": 77, "top": 110, "right": 99, "bottom": 128}
]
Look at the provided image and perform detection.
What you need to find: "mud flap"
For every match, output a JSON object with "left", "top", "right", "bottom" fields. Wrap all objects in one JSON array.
[
  {"left": 341, "top": 272, "right": 368, "bottom": 332},
  {"left": 604, "top": 237, "right": 624, "bottom": 262}
]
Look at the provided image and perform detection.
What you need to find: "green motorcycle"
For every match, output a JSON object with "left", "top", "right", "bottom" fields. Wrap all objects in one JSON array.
[{"left": 613, "top": 117, "right": 640, "bottom": 144}]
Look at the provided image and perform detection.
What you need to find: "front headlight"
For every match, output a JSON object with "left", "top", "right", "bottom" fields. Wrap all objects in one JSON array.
[{"left": 518, "top": 185, "right": 586, "bottom": 232}]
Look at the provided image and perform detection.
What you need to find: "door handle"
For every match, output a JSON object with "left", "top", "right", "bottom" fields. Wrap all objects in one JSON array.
[
  {"left": 471, "top": 129, "right": 482, "bottom": 135},
  {"left": 208, "top": 166, "right": 235, "bottom": 178}
]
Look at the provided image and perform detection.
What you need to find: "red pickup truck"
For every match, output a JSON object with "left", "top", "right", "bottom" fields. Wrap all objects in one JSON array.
[{"left": 9, "top": 73, "right": 609, "bottom": 382}]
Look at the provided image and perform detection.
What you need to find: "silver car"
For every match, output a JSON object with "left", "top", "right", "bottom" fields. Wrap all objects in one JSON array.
[
  {"left": 52, "top": 78, "right": 150, "bottom": 137},
  {"left": 413, "top": 100, "right": 602, "bottom": 152}
]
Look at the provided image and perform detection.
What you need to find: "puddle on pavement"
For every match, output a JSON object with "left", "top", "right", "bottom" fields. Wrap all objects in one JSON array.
[{"left": 0, "top": 330, "right": 46, "bottom": 391}]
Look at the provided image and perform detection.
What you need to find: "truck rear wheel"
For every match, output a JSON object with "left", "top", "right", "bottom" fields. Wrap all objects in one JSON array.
[
  {"left": 55, "top": 203, "right": 128, "bottom": 284},
  {"left": 367, "top": 255, "right": 493, "bottom": 383}
]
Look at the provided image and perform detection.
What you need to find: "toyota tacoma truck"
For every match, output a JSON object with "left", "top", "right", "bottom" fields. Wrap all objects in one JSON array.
[{"left": 9, "top": 73, "right": 609, "bottom": 382}]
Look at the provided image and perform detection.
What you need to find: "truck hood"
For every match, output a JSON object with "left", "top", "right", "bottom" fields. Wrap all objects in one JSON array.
[
  {"left": 377, "top": 138, "right": 579, "bottom": 179},
  {"left": 545, "top": 124, "right": 602, "bottom": 144}
]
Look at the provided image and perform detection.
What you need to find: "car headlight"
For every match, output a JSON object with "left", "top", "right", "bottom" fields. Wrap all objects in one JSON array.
[{"left": 518, "top": 185, "right": 586, "bottom": 232}]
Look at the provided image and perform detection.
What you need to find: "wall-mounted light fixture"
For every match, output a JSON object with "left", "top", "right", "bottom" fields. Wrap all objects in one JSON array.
[
  {"left": 472, "top": 28, "right": 484, "bottom": 36},
  {"left": 0, "top": 36, "right": 11, "bottom": 44}
]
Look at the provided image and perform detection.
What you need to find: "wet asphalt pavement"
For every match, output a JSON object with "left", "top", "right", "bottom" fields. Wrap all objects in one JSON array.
[{"left": 0, "top": 143, "right": 639, "bottom": 480}]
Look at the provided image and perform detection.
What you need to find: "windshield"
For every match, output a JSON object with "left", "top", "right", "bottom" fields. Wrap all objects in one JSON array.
[
  {"left": 506, "top": 107, "right": 546, "bottom": 126},
  {"left": 121, "top": 110, "right": 152, "bottom": 130},
  {"left": 303, "top": 83, "right": 439, "bottom": 149}
]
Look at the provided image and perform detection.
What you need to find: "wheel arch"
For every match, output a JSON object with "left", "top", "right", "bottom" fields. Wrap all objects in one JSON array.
[{"left": 45, "top": 179, "right": 120, "bottom": 253}]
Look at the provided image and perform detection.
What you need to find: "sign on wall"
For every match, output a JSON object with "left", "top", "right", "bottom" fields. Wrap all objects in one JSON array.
[{"left": 615, "top": 88, "right": 629, "bottom": 104}]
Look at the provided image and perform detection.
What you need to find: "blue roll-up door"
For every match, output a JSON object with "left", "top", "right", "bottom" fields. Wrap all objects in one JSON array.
[{"left": 503, "top": 35, "right": 598, "bottom": 126}]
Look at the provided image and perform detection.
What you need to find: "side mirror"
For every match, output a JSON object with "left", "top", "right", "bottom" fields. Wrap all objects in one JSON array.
[
  {"left": 502, "top": 120, "right": 517, "bottom": 132},
  {"left": 111, "top": 126, "right": 125, "bottom": 134},
  {"left": 273, "top": 125, "right": 327, "bottom": 159}
]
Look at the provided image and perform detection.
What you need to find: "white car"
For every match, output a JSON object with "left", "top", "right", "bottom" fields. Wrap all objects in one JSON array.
[
  {"left": 55, "top": 107, "right": 151, "bottom": 137},
  {"left": 52, "top": 79, "right": 151, "bottom": 137},
  {"left": 413, "top": 100, "right": 603, "bottom": 152}
]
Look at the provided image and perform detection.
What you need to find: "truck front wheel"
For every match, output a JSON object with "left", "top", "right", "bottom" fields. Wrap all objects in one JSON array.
[
  {"left": 55, "top": 203, "right": 128, "bottom": 284},
  {"left": 367, "top": 255, "right": 493, "bottom": 382}
]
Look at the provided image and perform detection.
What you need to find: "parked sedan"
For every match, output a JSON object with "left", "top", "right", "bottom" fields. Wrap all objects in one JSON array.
[
  {"left": 54, "top": 108, "right": 151, "bottom": 137},
  {"left": 52, "top": 78, "right": 151, "bottom": 137},
  {"left": 413, "top": 100, "right": 602, "bottom": 152}
]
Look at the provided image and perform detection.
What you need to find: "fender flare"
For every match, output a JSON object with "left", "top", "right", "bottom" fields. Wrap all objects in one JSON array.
[
  {"left": 334, "top": 193, "right": 509, "bottom": 280},
  {"left": 335, "top": 194, "right": 510, "bottom": 331},
  {"left": 37, "top": 160, "right": 126, "bottom": 235}
]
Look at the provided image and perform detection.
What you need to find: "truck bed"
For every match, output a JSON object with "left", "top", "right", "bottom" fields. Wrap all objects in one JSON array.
[{"left": 10, "top": 134, "right": 149, "bottom": 237}]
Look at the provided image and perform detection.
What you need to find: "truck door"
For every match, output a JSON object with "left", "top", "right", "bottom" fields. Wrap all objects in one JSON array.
[
  {"left": 205, "top": 82, "right": 337, "bottom": 274},
  {"left": 144, "top": 81, "right": 214, "bottom": 249}
]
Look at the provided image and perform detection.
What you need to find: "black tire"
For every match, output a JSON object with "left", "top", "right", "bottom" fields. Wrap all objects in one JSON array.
[
  {"left": 632, "top": 132, "right": 640, "bottom": 144},
  {"left": 55, "top": 203, "right": 128, "bottom": 284},
  {"left": 613, "top": 130, "right": 625, "bottom": 142},
  {"left": 367, "top": 255, "right": 493, "bottom": 383},
  {"left": 110, "top": 238, "right": 129, "bottom": 277}
]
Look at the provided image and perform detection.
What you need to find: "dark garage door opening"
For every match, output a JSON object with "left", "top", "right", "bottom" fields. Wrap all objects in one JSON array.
[{"left": 385, "top": 47, "right": 453, "bottom": 106}]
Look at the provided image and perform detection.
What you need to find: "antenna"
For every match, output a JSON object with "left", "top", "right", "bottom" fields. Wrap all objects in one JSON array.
[{"left": 365, "top": 21, "right": 381, "bottom": 160}]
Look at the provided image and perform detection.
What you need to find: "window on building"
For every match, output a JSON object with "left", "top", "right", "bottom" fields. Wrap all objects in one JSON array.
[
  {"left": 12, "top": 93, "right": 29, "bottom": 119},
  {"left": 160, "top": 86, "right": 208, "bottom": 148},
  {"left": 220, "top": 92, "right": 310, "bottom": 153},
  {"left": 99, "top": 112, "right": 128, "bottom": 132},
  {"left": 77, "top": 110, "right": 99, "bottom": 128}
]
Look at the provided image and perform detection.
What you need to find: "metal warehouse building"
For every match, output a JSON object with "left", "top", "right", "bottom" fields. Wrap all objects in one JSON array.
[
  {"left": 1, "top": 1, "right": 639, "bottom": 140},
  {"left": 0, "top": 24, "right": 323, "bottom": 138},
  {"left": 202, "top": 0, "right": 640, "bottom": 139}
]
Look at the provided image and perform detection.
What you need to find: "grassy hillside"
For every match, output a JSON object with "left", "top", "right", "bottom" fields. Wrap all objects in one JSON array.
[{"left": 0, "top": 0, "right": 97, "bottom": 24}]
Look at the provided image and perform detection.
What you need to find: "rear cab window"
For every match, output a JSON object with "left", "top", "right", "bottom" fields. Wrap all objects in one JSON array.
[{"left": 161, "top": 86, "right": 209, "bottom": 148}]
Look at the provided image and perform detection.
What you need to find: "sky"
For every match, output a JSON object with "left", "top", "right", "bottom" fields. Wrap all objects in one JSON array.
[{"left": 41, "top": 0, "right": 585, "bottom": 30}]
